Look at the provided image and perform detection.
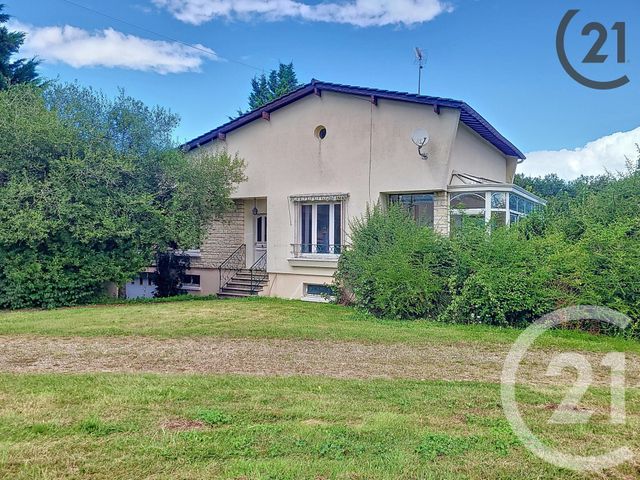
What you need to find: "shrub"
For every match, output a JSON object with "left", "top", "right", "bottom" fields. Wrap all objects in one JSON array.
[
  {"left": 336, "top": 208, "right": 559, "bottom": 327},
  {"left": 441, "top": 219, "right": 558, "bottom": 327},
  {"left": 154, "top": 252, "right": 190, "bottom": 298},
  {"left": 543, "top": 170, "right": 640, "bottom": 336},
  {"left": 0, "top": 84, "right": 245, "bottom": 308},
  {"left": 335, "top": 204, "right": 453, "bottom": 319},
  {"left": 546, "top": 218, "right": 640, "bottom": 336},
  {"left": 335, "top": 167, "right": 640, "bottom": 334}
]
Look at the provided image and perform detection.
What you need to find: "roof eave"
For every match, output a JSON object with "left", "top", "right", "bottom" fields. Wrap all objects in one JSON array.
[
  {"left": 183, "top": 81, "right": 526, "bottom": 160},
  {"left": 182, "top": 83, "right": 316, "bottom": 150},
  {"left": 459, "top": 102, "right": 526, "bottom": 160}
]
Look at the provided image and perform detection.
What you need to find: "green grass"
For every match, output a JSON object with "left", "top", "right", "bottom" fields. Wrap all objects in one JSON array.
[
  {"left": 0, "top": 297, "right": 638, "bottom": 353},
  {"left": 1, "top": 298, "right": 639, "bottom": 478},
  {"left": 0, "top": 373, "right": 637, "bottom": 479}
]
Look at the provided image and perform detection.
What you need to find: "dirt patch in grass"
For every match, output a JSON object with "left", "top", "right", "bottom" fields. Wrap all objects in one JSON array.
[
  {"left": 0, "top": 335, "right": 637, "bottom": 388},
  {"left": 301, "top": 419, "right": 329, "bottom": 426},
  {"left": 161, "top": 419, "right": 206, "bottom": 431}
]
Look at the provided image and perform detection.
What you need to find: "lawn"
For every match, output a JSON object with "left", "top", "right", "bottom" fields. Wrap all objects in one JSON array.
[
  {"left": 1, "top": 374, "right": 638, "bottom": 479},
  {"left": 0, "top": 297, "right": 638, "bottom": 353},
  {"left": 0, "top": 297, "right": 638, "bottom": 479}
]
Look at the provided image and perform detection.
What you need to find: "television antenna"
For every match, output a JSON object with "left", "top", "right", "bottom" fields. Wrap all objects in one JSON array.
[{"left": 414, "top": 47, "right": 425, "bottom": 95}]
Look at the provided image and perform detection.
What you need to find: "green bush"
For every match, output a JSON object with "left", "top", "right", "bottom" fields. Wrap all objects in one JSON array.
[
  {"left": 542, "top": 170, "right": 640, "bottom": 336},
  {"left": 0, "top": 84, "right": 245, "bottom": 309},
  {"left": 544, "top": 217, "right": 640, "bottom": 336},
  {"left": 335, "top": 167, "right": 640, "bottom": 336},
  {"left": 441, "top": 219, "right": 558, "bottom": 327},
  {"left": 335, "top": 204, "right": 453, "bottom": 319}
]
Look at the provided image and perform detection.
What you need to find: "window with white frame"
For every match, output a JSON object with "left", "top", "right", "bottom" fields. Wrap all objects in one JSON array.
[
  {"left": 299, "top": 202, "right": 342, "bottom": 255},
  {"left": 490, "top": 192, "right": 507, "bottom": 227},
  {"left": 449, "top": 190, "right": 543, "bottom": 230},
  {"left": 450, "top": 192, "right": 486, "bottom": 230},
  {"left": 305, "top": 283, "right": 334, "bottom": 297},
  {"left": 509, "top": 193, "right": 539, "bottom": 224}
]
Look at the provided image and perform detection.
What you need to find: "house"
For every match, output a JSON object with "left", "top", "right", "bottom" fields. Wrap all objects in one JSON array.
[{"left": 145, "top": 80, "right": 545, "bottom": 300}]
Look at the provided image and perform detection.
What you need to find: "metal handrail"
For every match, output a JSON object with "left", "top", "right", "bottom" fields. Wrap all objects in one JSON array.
[
  {"left": 219, "top": 244, "right": 246, "bottom": 269},
  {"left": 249, "top": 251, "right": 268, "bottom": 294},
  {"left": 219, "top": 244, "right": 246, "bottom": 291}
]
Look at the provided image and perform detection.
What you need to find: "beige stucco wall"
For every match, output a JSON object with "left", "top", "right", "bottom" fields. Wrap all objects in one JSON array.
[
  {"left": 222, "top": 92, "right": 462, "bottom": 201},
  {"left": 506, "top": 157, "right": 519, "bottom": 183},
  {"left": 185, "top": 267, "right": 220, "bottom": 296},
  {"left": 448, "top": 123, "right": 510, "bottom": 183},
  {"left": 190, "top": 90, "right": 511, "bottom": 298}
]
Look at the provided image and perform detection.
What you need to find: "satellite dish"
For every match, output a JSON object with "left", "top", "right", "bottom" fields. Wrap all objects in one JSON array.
[
  {"left": 411, "top": 128, "right": 429, "bottom": 147},
  {"left": 411, "top": 128, "right": 429, "bottom": 159}
]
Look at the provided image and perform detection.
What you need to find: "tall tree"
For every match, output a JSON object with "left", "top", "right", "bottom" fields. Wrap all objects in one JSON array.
[
  {"left": 514, "top": 172, "right": 614, "bottom": 199},
  {"left": 0, "top": 83, "right": 245, "bottom": 308},
  {"left": 0, "top": 4, "right": 39, "bottom": 90},
  {"left": 240, "top": 62, "right": 300, "bottom": 114}
]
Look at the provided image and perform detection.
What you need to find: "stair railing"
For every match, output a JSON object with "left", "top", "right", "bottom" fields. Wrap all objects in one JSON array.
[
  {"left": 218, "top": 244, "right": 246, "bottom": 292},
  {"left": 249, "top": 251, "right": 268, "bottom": 294}
]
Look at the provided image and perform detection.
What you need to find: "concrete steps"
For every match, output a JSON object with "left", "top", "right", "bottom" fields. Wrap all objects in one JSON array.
[{"left": 218, "top": 269, "right": 268, "bottom": 298}]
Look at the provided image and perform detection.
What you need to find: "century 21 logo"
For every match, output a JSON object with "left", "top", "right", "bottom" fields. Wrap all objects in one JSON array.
[{"left": 557, "top": 9, "right": 630, "bottom": 90}]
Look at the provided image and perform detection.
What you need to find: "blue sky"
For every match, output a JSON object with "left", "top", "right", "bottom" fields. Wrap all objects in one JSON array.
[{"left": 6, "top": 0, "right": 640, "bottom": 178}]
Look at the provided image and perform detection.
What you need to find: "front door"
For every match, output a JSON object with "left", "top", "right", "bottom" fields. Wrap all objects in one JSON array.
[{"left": 254, "top": 215, "right": 267, "bottom": 260}]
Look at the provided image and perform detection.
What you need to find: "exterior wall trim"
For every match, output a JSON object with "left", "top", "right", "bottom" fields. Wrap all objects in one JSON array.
[
  {"left": 287, "top": 258, "right": 339, "bottom": 268},
  {"left": 290, "top": 192, "right": 350, "bottom": 202}
]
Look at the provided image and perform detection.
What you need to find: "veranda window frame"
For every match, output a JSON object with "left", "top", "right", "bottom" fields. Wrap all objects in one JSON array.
[{"left": 448, "top": 186, "right": 545, "bottom": 228}]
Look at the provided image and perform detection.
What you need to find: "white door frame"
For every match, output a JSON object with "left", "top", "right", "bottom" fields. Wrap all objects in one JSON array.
[{"left": 254, "top": 214, "right": 267, "bottom": 261}]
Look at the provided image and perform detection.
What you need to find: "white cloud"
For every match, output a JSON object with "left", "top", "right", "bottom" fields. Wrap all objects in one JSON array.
[
  {"left": 152, "top": 0, "right": 452, "bottom": 27},
  {"left": 521, "top": 128, "right": 640, "bottom": 180},
  {"left": 10, "top": 21, "right": 218, "bottom": 74}
]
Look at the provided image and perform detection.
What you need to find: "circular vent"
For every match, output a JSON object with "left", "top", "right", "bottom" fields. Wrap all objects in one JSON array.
[{"left": 314, "top": 125, "right": 327, "bottom": 140}]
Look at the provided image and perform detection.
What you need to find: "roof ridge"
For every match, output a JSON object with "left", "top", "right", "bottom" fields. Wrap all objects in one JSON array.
[
  {"left": 312, "top": 80, "right": 463, "bottom": 105},
  {"left": 183, "top": 80, "right": 525, "bottom": 159}
]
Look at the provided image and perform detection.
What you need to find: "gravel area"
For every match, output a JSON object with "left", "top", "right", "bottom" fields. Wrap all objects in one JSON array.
[{"left": 0, "top": 335, "right": 636, "bottom": 388}]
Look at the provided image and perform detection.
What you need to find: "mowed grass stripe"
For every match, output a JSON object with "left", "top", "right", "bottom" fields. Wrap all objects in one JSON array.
[
  {"left": 0, "top": 297, "right": 638, "bottom": 354},
  {"left": 1, "top": 373, "right": 638, "bottom": 479}
]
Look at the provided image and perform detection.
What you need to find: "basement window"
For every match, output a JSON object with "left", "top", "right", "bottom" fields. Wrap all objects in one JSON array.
[
  {"left": 306, "top": 284, "right": 333, "bottom": 296},
  {"left": 303, "top": 283, "right": 335, "bottom": 302},
  {"left": 180, "top": 274, "right": 201, "bottom": 291},
  {"left": 182, "top": 274, "right": 200, "bottom": 285}
]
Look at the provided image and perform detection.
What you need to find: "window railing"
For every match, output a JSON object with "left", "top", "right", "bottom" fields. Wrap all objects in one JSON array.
[{"left": 291, "top": 244, "right": 342, "bottom": 257}]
